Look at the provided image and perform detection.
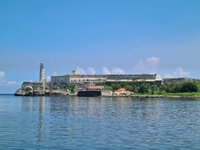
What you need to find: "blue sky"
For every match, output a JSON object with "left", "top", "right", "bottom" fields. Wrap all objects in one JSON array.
[{"left": 0, "top": 0, "right": 200, "bottom": 93}]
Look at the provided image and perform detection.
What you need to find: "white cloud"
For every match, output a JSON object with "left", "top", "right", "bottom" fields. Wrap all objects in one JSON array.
[
  {"left": 0, "top": 80, "right": 21, "bottom": 94},
  {"left": 162, "top": 73, "right": 175, "bottom": 78},
  {"left": 135, "top": 56, "right": 160, "bottom": 73},
  {"left": 0, "top": 71, "right": 5, "bottom": 78},
  {"left": 111, "top": 68, "right": 125, "bottom": 74},
  {"left": 146, "top": 57, "right": 160, "bottom": 67},
  {"left": 6, "top": 81, "right": 20, "bottom": 85},
  {"left": 102, "top": 67, "right": 125, "bottom": 74},
  {"left": 76, "top": 67, "right": 85, "bottom": 75},
  {"left": 0, "top": 71, "right": 21, "bottom": 93},
  {"left": 175, "top": 67, "right": 189, "bottom": 77},
  {"left": 0, "top": 80, "right": 20, "bottom": 87},
  {"left": 7, "top": 81, "right": 17, "bottom": 85},
  {"left": 161, "top": 67, "right": 190, "bottom": 78},
  {"left": 0, "top": 71, "right": 6, "bottom": 85},
  {"left": 87, "top": 67, "right": 96, "bottom": 75},
  {"left": 102, "top": 67, "right": 110, "bottom": 74}
]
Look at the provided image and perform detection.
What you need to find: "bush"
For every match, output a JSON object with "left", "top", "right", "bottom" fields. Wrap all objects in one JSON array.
[
  {"left": 65, "top": 83, "right": 75, "bottom": 93},
  {"left": 180, "top": 82, "right": 198, "bottom": 92},
  {"left": 138, "top": 85, "right": 149, "bottom": 94},
  {"left": 164, "top": 82, "right": 198, "bottom": 93}
]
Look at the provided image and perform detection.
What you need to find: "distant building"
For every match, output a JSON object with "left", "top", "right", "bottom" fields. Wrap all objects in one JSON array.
[{"left": 50, "top": 72, "right": 158, "bottom": 88}]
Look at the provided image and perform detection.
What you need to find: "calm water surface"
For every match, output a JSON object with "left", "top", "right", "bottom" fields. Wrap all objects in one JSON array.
[{"left": 0, "top": 95, "right": 200, "bottom": 149}]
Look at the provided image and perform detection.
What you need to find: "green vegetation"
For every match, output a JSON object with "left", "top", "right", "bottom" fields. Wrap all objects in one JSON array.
[
  {"left": 138, "top": 85, "right": 149, "bottom": 94},
  {"left": 64, "top": 83, "right": 76, "bottom": 93},
  {"left": 96, "top": 81, "right": 200, "bottom": 97},
  {"left": 164, "top": 82, "right": 198, "bottom": 93},
  {"left": 180, "top": 82, "right": 198, "bottom": 92}
]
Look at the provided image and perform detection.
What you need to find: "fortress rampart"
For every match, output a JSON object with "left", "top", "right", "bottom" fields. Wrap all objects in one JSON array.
[{"left": 50, "top": 74, "right": 157, "bottom": 88}]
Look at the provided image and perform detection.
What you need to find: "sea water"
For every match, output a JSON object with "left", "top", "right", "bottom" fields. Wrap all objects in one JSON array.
[{"left": 0, "top": 95, "right": 200, "bottom": 149}]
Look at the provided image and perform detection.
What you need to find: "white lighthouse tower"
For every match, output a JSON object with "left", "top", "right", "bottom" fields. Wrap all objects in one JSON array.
[{"left": 39, "top": 62, "right": 45, "bottom": 83}]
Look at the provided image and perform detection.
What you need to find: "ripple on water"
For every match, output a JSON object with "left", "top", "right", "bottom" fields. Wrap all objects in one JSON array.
[{"left": 0, "top": 96, "right": 200, "bottom": 149}]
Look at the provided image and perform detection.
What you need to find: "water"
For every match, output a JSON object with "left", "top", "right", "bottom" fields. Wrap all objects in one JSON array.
[{"left": 1, "top": 95, "right": 200, "bottom": 149}]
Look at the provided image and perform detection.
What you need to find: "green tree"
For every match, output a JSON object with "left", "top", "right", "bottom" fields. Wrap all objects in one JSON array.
[
  {"left": 138, "top": 85, "right": 149, "bottom": 94},
  {"left": 180, "top": 82, "right": 198, "bottom": 92},
  {"left": 111, "top": 83, "right": 122, "bottom": 91},
  {"left": 65, "top": 83, "right": 76, "bottom": 93}
]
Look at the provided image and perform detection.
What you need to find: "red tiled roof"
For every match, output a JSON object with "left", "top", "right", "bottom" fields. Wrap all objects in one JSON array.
[
  {"left": 115, "top": 88, "right": 126, "bottom": 92},
  {"left": 88, "top": 86, "right": 104, "bottom": 89}
]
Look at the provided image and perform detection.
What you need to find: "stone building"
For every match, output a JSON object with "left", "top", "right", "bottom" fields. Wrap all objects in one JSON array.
[{"left": 50, "top": 73, "right": 158, "bottom": 88}]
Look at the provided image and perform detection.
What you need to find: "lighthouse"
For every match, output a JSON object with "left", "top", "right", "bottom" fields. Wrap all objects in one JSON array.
[{"left": 39, "top": 62, "right": 45, "bottom": 83}]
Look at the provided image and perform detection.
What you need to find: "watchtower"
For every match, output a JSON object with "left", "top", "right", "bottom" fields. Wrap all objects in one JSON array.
[{"left": 39, "top": 62, "right": 45, "bottom": 83}]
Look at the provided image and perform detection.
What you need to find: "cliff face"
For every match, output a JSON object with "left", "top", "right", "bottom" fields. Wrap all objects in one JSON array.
[
  {"left": 15, "top": 82, "right": 45, "bottom": 96},
  {"left": 15, "top": 82, "right": 70, "bottom": 96}
]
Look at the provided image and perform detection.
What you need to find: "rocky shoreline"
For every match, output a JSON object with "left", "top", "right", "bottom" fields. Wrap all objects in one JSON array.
[
  {"left": 15, "top": 82, "right": 200, "bottom": 99},
  {"left": 14, "top": 91, "right": 200, "bottom": 99},
  {"left": 15, "top": 88, "right": 72, "bottom": 96}
]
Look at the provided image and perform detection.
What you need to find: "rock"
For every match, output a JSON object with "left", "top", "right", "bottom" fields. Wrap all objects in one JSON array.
[
  {"left": 15, "top": 81, "right": 72, "bottom": 96},
  {"left": 101, "top": 89, "right": 113, "bottom": 96},
  {"left": 15, "top": 88, "right": 33, "bottom": 96},
  {"left": 15, "top": 89, "right": 25, "bottom": 96}
]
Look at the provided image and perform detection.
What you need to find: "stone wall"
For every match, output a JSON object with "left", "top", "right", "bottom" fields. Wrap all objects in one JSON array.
[
  {"left": 51, "top": 75, "right": 70, "bottom": 88},
  {"left": 50, "top": 74, "right": 157, "bottom": 85},
  {"left": 70, "top": 75, "right": 106, "bottom": 83},
  {"left": 105, "top": 74, "right": 157, "bottom": 81}
]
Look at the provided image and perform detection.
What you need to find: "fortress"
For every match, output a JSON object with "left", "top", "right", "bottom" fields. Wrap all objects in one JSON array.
[
  {"left": 15, "top": 63, "right": 160, "bottom": 96},
  {"left": 51, "top": 74, "right": 158, "bottom": 88}
]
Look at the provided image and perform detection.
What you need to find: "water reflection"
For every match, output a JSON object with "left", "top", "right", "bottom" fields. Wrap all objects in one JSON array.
[
  {"left": 20, "top": 96, "right": 46, "bottom": 148},
  {"left": 16, "top": 96, "right": 200, "bottom": 149},
  {"left": 39, "top": 96, "right": 46, "bottom": 112},
  {"left": 21, "top": 96, "right": 34, "bottom": 111},
  {"left": 37, "top": 97, "right": 45, "bottom": 147}
]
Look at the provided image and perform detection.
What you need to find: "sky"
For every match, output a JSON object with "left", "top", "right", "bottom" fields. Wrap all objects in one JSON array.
[{"left": 0, "top": 0, "right": 200, "bottom": 93}]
